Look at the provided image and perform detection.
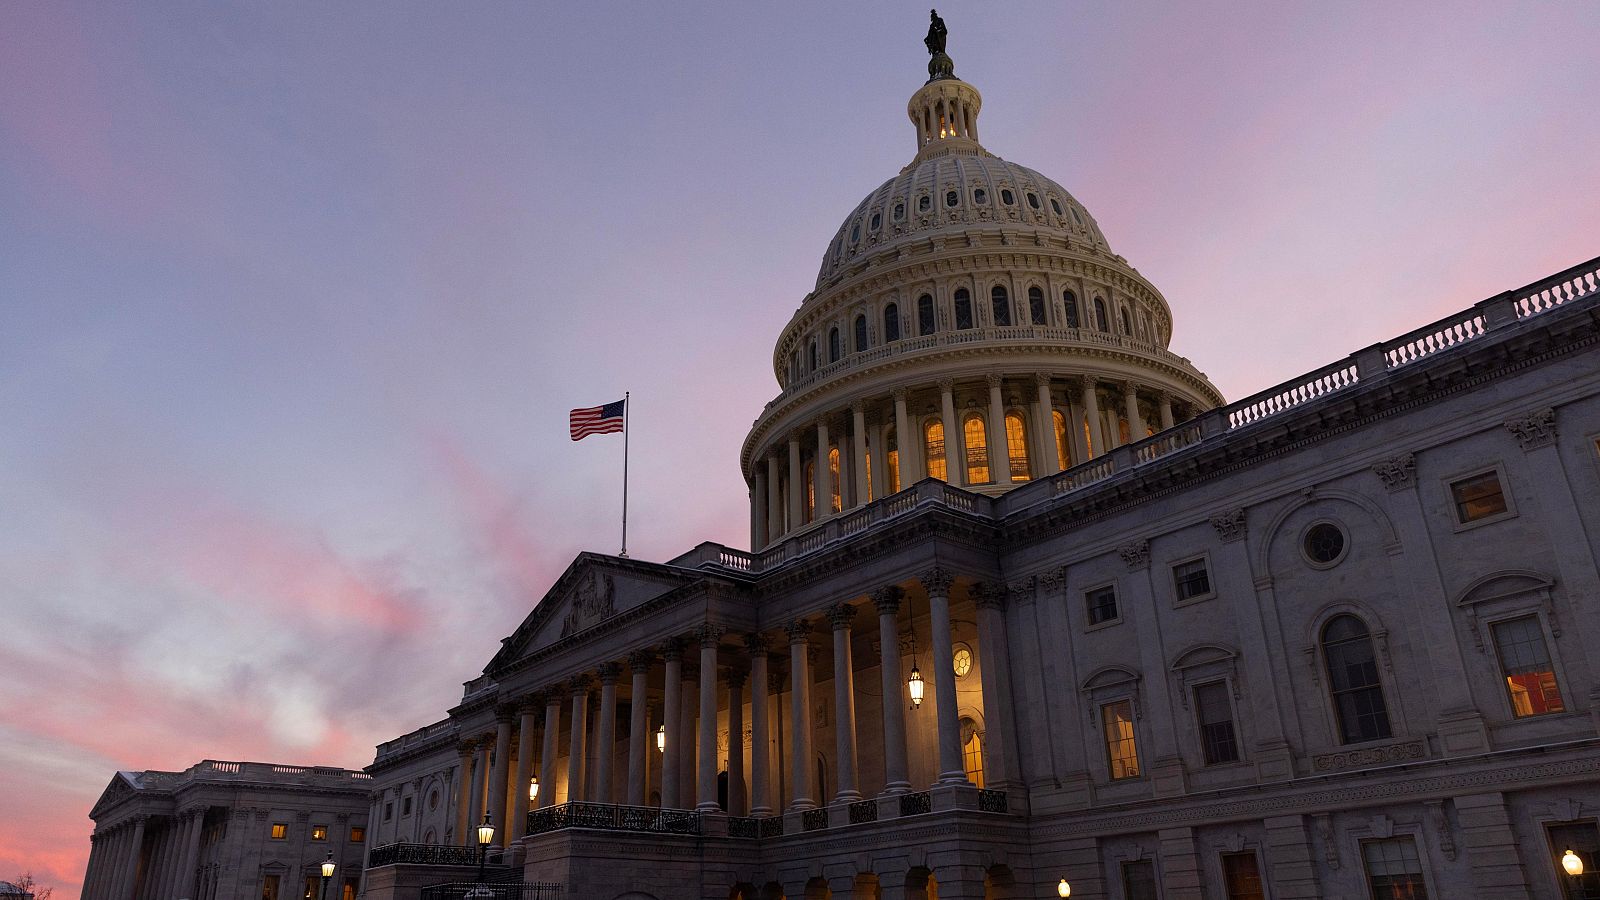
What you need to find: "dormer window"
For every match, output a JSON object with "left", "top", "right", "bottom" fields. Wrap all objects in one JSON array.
[
  {"left": 1000, "top": 189, "right": 1015, "bottom": 205},
  {"left": 973, "top": 188, "right": 987, "bottom": 205},
  {"left": 945, "top": 190, "right": 959, "bottom": 208},
  {"left": 849, "top": 223, "right": 860, "bottom": 243},
  {"left": 918, "top": 195, "right": 931, "bottom": 213},
  {"left": 1027, "top": 192, "right": 1041, "bottom": 209},
  {"left": 869, "top": 212, "right": 881, "bottom": 231},
  {"left": 1050, "top": 197, "right": 1063, "bottom": 215}
]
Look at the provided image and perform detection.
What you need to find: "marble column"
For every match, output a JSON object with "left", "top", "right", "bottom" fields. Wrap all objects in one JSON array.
[
  {"left": 852, "top": 402, "right": 870, "bottom": 507},
  {"left": 869, "top": 414, "right": 888, "bottom": 499},
  {"left": 746, "top": 635, "right": 774, "bottom": 817},
  {"left": 921, "top": 567, "right": 968, "bottom": 784},
  {"left": 726, "top": 667, "right": 747, "bottom": 815},
  {"left": 987, "top": 373, "right": 1012, "bottom": 485},
  {"left": 1157, "top": 392, "right": 1175, "bottom": 430},
  {"left": 786, "top": 435, "right": 803, "bottom": 530},
  {"left": 696, "top": 624, "right": 724, "bottom": 811},
  {"left": 596, "top": 663, "right": 620, "bottom": 805},
  {"left": 1065, "top": 393, "right": 1090, "bottom": 465},
  {"left": 472, "top": 741, "right": 490, "bottom": 826},
  {"left": 626, "top": 650, "right": 653, "bottom": 806},
  {"left": 661, "top": 640, "right": 684, "bottom": 809},
  {"left": 814, "top": 419, "right": 832, "bottom": 518},
  {"left": 893, "top": 388, "right": 920, "bottom": 483},
  {"left": 873, "top": 586, "right": 911, "bottom": 794},
  {"left": 1081, "top": 378, "right": 1105, "bottom": 457},
  {"left": 939, "top": 378, "right": 961, "bottom": 485},
  {"left": 81, "top": 833, "right": 102, "bottom": 900},
  {"left": 679, "top": 663, "right": 699, "bottom": 804},
  {"left": 453, "top": 741, "right": 473, "bottom": 843},
  {"left": 121, "top": 816, "right": 146, "bottom": 900},
  {"left": 750, "top": 471, "right": 766, "bottom": 550},
  {"left": 180, "top": 807, "right": 205, "bottom": 900},
  {"left": 567, "top": 676, "right": 592, "bottom": 803},
  {"left": 539, "top": 695, "right": 562, "bottom": 810},
  {"left": 489, "top": 707, "right": 513, "bottom": 841},
  {"left": 513, "top": 700, "right": 538, "bottom": 838},
  {"left": 1036, "top": 374, "right": 1061, "bottom": 475},
  {"left": 786, "top": 619, "right": 817, "bottom": 810},
  {"left": 972, "top": 583, "right": 1017, "bottom": 789},
  {"left": 1124, "top": 381, "right": 1145, "bottom": 439},
  {"left": 765, "top": 454, "right": 782, "bottom": 542},
  {"left": 828, "top": 603, "right": 862, "bottom": 803}
]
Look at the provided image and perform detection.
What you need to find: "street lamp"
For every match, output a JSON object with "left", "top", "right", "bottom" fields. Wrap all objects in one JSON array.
[
  {"left": 528, "top": 775, "right": 539, "bottom": 803},
  {"left": 318, "top": 852, "right": 335, "bottom": 900},
  {"left": 1057, "top": 877, "right": 1070, "bottom": 898},
  {"left": 656, "top": 724, "right": 666, "bottom": 753},
  {"left": 474, "top": 812, "right": 495, "bottom": 884},
  {"left": 1563, "top": 848, "right": 1585, "bottom": 876}
]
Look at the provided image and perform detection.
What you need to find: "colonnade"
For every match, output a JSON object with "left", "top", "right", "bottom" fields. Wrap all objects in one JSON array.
[
  {"left": 750, "top": 374, "right": 1188, "bottom": 547},
  {"left": 82, "top": 808, "right": 206, "bottom": 900},
  {"left": 453, "top": 569, "right": 1013, "bottom": 844}
]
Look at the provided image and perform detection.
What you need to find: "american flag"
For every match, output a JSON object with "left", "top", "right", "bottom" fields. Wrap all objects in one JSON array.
[{"left": 569, "top": 399, "right": 626, "bottom": 441}]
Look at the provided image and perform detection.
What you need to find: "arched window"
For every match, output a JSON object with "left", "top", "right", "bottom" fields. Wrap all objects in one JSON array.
[
  {"left": 1119, "top": 305, "right": 1132, "bottom": 334},
  {"left": 924, "top": 420, "right": 947, "bottom": 482},
  {"left": 804, "top": 460, "right": 816, "bottom": 523},
  {"left": 1093, "top": 297, "right": 1109, "bottom": 332},
  {"left": 960, "top": 717, "right": 986, "bottom": 788},
  {"left": 1321, "top": 615, "right": 1392, "bottom": 744},
  {"left": 1064, "top": 290, "right": 1081, "bottom": 328},
  {"left": 828, "top": 446, "right": 842, "bottom": 513},
  {"left": 1005, "top": 411, "right": 1030, "bottom": 481},
  {"left": 917, "top": 294, "right": 936, "bottom": 335},
  {"left": 853, "top": 315, "right": 868, "bottom": 353},
  {"left": 828, "top": 327, "right": 841, "bottom": 363},
  {"left": 1052, "top": 409, "right": 1072, "bottom": 470},
  {"left": 886, "top": 425, "right": 901, "bottom": 493},
  {"left": 884, "top": 303, "right": 900, "bottom": 343},
  {"left": 990, "top": 285, "right": 1011, "bottom": 326},
  {"left": 954, "top": 289, "right": 973, "bottom": 329},
  {"left": 808, "top": 339, "right": 818, "bottom": 371},
  {"left": 1028, "top": 286, "right": 1046, "bottom": 325},
  {"left": 964, "top": 412, "right": 990, "bottom": 484}
]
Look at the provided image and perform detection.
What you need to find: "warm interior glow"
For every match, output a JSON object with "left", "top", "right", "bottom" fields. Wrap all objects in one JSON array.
[
  {"left": 1058, "top": 878, "right": 1071, "bottom": 898},
  {"left": 476, "top": 813, "right": 495, "bottom": 847},
  {"left": 528, "top": 776, "right": 539, "bottom": 801},
  {"left": 908, "top": 665, "right": 925, "bottom": 709},
  {"left": 656, "top": 724, "right": 665, "bottom": 753},
  {"left": 924, "top": 421, "right": 947, "bottom": 482},
  {"left": 1565, "top": 849, "right": 1585, "bottom": 876}
]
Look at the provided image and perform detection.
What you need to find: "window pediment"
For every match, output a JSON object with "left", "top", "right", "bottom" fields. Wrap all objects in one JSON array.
[{"left": 1455, "top": 569, "right": 1554, "bottom": 607}]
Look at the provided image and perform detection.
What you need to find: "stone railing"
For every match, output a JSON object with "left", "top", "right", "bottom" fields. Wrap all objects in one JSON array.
[
  {"left": 419, "top": 884, "right": 561, "bottom": 900},
  {"left": 375, "top": 720, "right": 458, "bottom": 760},
  {"left": 163, "top": 760, "right": 370, "bottom": 785},
  {"left": 366, "top": 843, "right": 480, "bottom": 868},
  {"left": 527, "top": 802, "right": 701, "bottom": 837}
]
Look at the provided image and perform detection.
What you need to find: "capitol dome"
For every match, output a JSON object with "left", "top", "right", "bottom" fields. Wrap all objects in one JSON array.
[{"left": 741, "top": 47, "right": 1224, "bottom": 551}]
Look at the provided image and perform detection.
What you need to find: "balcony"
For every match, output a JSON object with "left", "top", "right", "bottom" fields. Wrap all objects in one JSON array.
[
  {"left": 366, "top": 843, "right": 481, "bottom": 868},
  {"left": 526, "top": 801, "right": 702, "bottom": 837}
]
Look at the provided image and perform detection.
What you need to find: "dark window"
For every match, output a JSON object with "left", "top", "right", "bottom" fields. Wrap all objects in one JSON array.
[
  {"left": 1304, "top": 522, "right": 1345, "bottom": 564},
  {"left": 990, "top": 285, "right": 1010, "bottom": 326},
  {"left": 1492, "top": 615, "right": 1564, "bottom": 717},
  {"left": 917, "top": 294, "right": 936, "bottom": 335},
  {"left": 918, "top": 194, "right": 931, "bottom": 212},
  {"left": 954, "top": 289, "right": 973, "bottom": 330},
  {"left": 261, "top": 875, "right": 280, "bottom": 900},
  {"left": 1093, "top": 297, "right": 1109, "bottom": 331},
  {"left": 1547, "top": 822, "right": 1600, "bottom": 900},
  {"left": 1121, "top": 860, "right": 1157, "bottom": 900},
  {"left": 808, "top": 339, "right": 818, "bottom": 372},
  {"left": 849, "top": 223, "right": 860, "bottom": 243},
  {"left": 1050, "top": 197, "right": 1064, "bottom": 216},
  {"left": 1071, "top": 205, "right": 1085, "bottom": 225},
  {"left": 973, "top": 188, "right": 987, "bottom": 204},
  {"left": 1173, "top": 559, "right": 1211, "bottom": 601},
  {"left": 1323, "top": 615, "right": 1392, "bottom": 744},
  {"left": 1027, "top": 192, "right": 1041, "bottom": 209},
  {"left": 893, "top": 202, "right": 905, "bottom": 221},
  {"left": 1086, "top": 585, "right": 1118, "bottom": 625},
  {"left": 1361, "top": 838, "right": 1430, "bottom": 900},
  {"left": 1222, "top": 853, "right": 1265, "bottom": 900},
  {"left": 1064, "top": 291, "right": 1080, "bottom": 328},
  {"left": 854, "top": 315, "right": 868, "bottom": 352},
  {"left": 945, "top": 190, "right": 959, "bottom": 208},
  {"left": 1119, "top": 306, "right": 1132, "bottom": 333},
  {"left": 828, "top": 327, "right": 841, "bottom": 363},
  {"left": 1000, "top": 188, "right": 1015, "bottom": 205},
  {"left": 401, "top": 796, "right": 412, "bottom": 816},
  {"left": 1028, "top": 286, "right": 1046, "bottom": 325},
  {"left": 1452, "top": 471, "right": 1508, "bottom": 523},
  {"left": 1194, "top": 681, "right": 1239, "bottom": 765},
  {"left": 869, "top": 212, "right": 881, "bottom": 230},
  {"left": 884, "top": 303, "right": 900, "bottom": 342}
]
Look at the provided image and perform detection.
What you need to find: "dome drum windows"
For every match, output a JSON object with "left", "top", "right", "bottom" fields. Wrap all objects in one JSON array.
[
  {"left": 1093, "top": 297, "right": 1110, "bottom": 332},
  {"left": 1027, "top": 286, "right": 1046, "bottom": 325},
  {"left": 1026, "top": 192, "right": 1041, "bottom": 210},
  {"left": 918, "top": 194, "right": 932, "bottom": 213},
  {"left": 1000, "top": 188, "right": 1015, "bottom": 206},
  {"left": 893, "top": 202, "right": 905, "bottom": 222},
  {"left": 963, "top": 412, "right": 990, "bottom": 484},
  {"left": 883, "top": 302, "right": 901, "bottom": 343},
  {"left": 973, "top": 188, "right": 987, "bottom": 205},
  {"left": 954, "top": 288, "right": 974, "bottom": 330},
  {"left": 849, "top": 223, "right": 860, "bottom": 244},
  {"left": 945, "top": 190, "right": 959, "bottom": 208},
  {"left": 1050, "top": 197, "right": 1064, "bottom": 216},
  {"left": 869, "top": 212, "right": 881, "bottom": 231},
  {"left": 1063, "top": 290, "right": 1081, "bottom": 329},
  {"left": 917, "top": 294, "right": 936, "bottom": 335},
  {"left": 828, "top": 327, "right": 841, "bottom": 363},
  {"left": 990, "top": 285, "right": 1010, "bottom": 327},
  {"left": 1004, "top": 410, "right": 1030, "bottom": 481},
  {"left": 853, "top": 315, "right": 868, "bottom": 353},
  {"left": 924, "top": 419, "right": 947, "bottom": 482}
]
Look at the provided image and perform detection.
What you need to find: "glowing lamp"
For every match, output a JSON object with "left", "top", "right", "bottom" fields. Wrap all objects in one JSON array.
[
  {"left": 1564, "top": 849, "right": 1584, "bottom": 877},
  {"left": 476, "top": 813, "right": 495, "bottom": 848},
  {"left": 528, "top": 776, "right": 539, "bottom": 802},
  {"left": 907, "top": 664, "right": 925, "bottom": 709},
  {"left": 1057, "top": 878, "right": 1070, "bottom": 898},
  {"left": 320, "top": 853, "right": 336, "bottom": 879},
  {"left": 657, "top": 724, "right": 666, "bottom": 753}
]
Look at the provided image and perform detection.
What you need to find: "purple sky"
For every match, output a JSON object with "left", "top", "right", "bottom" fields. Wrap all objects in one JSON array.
[{"left": 3, "top": 1, "right": 1597, "bottom": 891}]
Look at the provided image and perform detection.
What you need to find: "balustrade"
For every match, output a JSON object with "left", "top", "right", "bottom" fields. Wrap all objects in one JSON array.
[
  {"left": 367, "top": 843, "right": 479, "bottom": 868},
  {"left": 527, "top": 802, "right": 701, "bottom": 836}
]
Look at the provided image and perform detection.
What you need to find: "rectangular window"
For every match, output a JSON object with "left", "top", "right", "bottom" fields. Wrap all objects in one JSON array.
[
  {"left": 402, "top": 796, "right": 413, "bottom": 816},
  {"left": 1492, "top": 615, "right": 1565, "bottom": 717},
  {"left": 1548, "top": 822, "right": 1600, "bottom": 900},
  {"left": 1222, "top": 852, "right": 1265, "bottom": 900},
  {"left": 1102, "top": 699, "right": 1141, "bottom": 780},
  {"left": 1451, "top": 471, "right": 1508, "bottom": 523},
  {"left": 311, "top": 824, "right": 327, "bottom": 841},
  {"left": 350, "top": 826, "right": 366, "bottom": 843},
  {"left": 261, "top": 875, "right": 280, "bottom": 900},
  {"left": 1362, "top": 837, "right": 1430, "bottom": 900},
  {"left": 1172, "top": 558, "right": 1212, "bottom": 602},
  {"left": 384, "top": 802, "right": 393, "bottom": 821},
  {"left": 1087, "top": 585, "right": 1119, "bottom": 626},
  {"left": 302, "top": 876, "right": 317, "bottom": 900},
  {"left": 341, "top": 881, "right": 358, "bottom": 900},
  {"left": 270, "top": 823, "right": 287, "bottom": 840},
  {"left": 1194, "top": 681, "right": 1240, "bottom": 765},
  {"left": 1121, "top": 859, "right": 1158, "bottom": 900}
]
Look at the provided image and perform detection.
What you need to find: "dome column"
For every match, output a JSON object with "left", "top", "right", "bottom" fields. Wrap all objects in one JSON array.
[
  {"left": 1081, "top": 377, "right": 1105, "bottom": 458},
  {"left": 894, "top": 388, "right": 920, "bottom": 484},
  {"left": 939, "top": 379, "right": 962, "bottom": 486},
  {"left": 765, "top": 454, "right": 782, "bottom": 541},
  {"left": 987, "top": 374, "right": 1013, "bottom": 485},
  {"left": 750, "top": 470, "right": 767, "bottom": 550},
  {"left": 851, "top": 402, "right": 870, "bottom": 507},
  {"left": 1036, "top": 374, "right": 1061, "bottom": 476},
  {"left": 1158, "top": 393, "right": 1175, "bottom": 430},
  {"left": 1123, "top": 382, "right": 1146, "bottom": 440},
  {"left": 745, "top": 635, "right": 774, "bottom": 817},
  {"left": 814, "top": 419, "right": 833, "bottom": 518},
  {"left": 786, "top": 434, "right": 803, "bottom": 531},
  {"left": 868, "top": 414, "right": 888, "bottom": 498}
]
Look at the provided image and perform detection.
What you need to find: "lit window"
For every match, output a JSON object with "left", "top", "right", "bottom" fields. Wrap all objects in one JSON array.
[
  {"left": 963, "top": 413, "right": 990, "bottom": 484},
  {"left": 828, "top": 327, "right": 841, "bottom": 363},
  {"left": 805, "top": 460, "right": 816, "bottom": 522},
  {"left": 1222, "top": 853, "right": 1265, "bottom": 900},
  {"left": 342, "top": 881, "right": 357, "bottom": 900},
  {"left": 828, "top": 447, "right": 842, "bottom": 513},
  {"left": 1093, "top": 297, "right": 1109, "bottom": 331},
  {"left": 270, "top": 823, "right": 288, "bottom": 840},
  {"left": 886, "top": 426, "right": 901, "bottom": 493},
  {"left": 303, "top": 875, "right": 317, "bottom": 900},
  {"left": 954, "top": 288, "right": 973, "bottom": 329},
  {"left": 1173, "top": 559, "right": 1211, "bottom": 602},
  {"left": 261, "top": 875, "right": 280, "bottom": 900},
  {"left": 1546, "top": 823, "right": 1600, "bottom": 899},
  {"left": 883, "top": 303, "right": 900, "bottom": 342},
  {"left": 350, "top": 826, "right": 366, "bottom": 843},
  {"left": 1053, "top": 409, "right": 1072, "bottom": 470},
  {"left": 1322, "top": 615, "right": 1392, "bottom": 744},
  {"left": 311, "top": 824, "right": 328, "bottom": 841},
  {"left": 864, "top": 446, "right": 873, "bottom": 503},
  {"left": 1194, "top": 681, "right": 1239, "bottom": 765},
  {"left": 1063, "top": 290, "right": 1081, "bottom": 328},
  {"left": 917, "top": 294, "right": 936, "bottom": 335},
  {"left": 1028, "top": 286, "right": 1046, "bottom": 325},
  {"left": 960, "top": 717, "right": 985, "bottom": 788},
  {"left": 1121, "top": 860, "right": 1157, "bottom": 900},
  {"left": 1102, "top": 699, "right": 1140, "bottom": 778},
  {"left": 854, "top": 314, "right": 868, "bottom": 352},
  {"left": 990, "top": 285, "right": 1010, "bottom": 326},
  {"left": 1492, "top": 616, "right": 1564, "bottom": 717},
  {"left": 925, "top": 420, "right": 947, "bottom": 482},
  {"left": 1451, "top": 471, "right": 1508, "bottom": 523},
  {"left": 1361, "top": 837, "right": 1429, "bottom": 899},
  {"left": 1086, "top": 585, "right": 1118, "bottom": 626},
  {"left": 1005, "top": 411, "right": 1030, "bottom": 481},
  {"left": 1084, "top": 417, "right": 1095, "bottom": 457}
]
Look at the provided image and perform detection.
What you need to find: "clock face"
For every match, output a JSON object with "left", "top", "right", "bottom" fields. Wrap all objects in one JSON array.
[{"left": 953, "top": 646, "right": 973, "bottom": 677}]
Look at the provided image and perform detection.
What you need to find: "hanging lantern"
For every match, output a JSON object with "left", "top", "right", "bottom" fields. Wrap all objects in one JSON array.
[
  {"left": 1057, "top": 878, "right": 1071, "bottom": 898},
  {"left": 656, "top": 724, "right": 666, "bottom": 753},
  {"left": 1564, "top": 848, "right": 1585, "bottom": 877},
  {"left": 528, "top": 776, "right": 539, "bottom": 802},
  {"left": 908, "top": 664, "right": 925, "bottom": 709},
  {"left": 475, "top": 813, "right": 495, "bottom": 848}
]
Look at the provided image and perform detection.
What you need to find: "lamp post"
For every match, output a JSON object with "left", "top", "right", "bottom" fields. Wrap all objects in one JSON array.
[
  {"left": 1057, "top": 877, "right": 1070, "bottom": 898},
  {"left": 318, "top": 853, "right": 335, "bottom": 900},
  {"left": 475, "top": 813, "right": 495, "bottom": 883}
]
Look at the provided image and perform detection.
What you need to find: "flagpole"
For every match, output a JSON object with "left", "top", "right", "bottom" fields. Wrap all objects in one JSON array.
[{"left": 619, "top": 391, "right": 630, "bottom": 558}]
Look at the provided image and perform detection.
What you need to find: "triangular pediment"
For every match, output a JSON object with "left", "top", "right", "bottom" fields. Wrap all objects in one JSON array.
[{"left": 87, "top": 771, "right": 142, "bottom": 819}]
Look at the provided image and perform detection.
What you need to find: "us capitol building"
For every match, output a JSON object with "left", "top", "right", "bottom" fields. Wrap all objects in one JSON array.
[{"left": 82, "top": 17, "right": 1600, "bottom": 900}]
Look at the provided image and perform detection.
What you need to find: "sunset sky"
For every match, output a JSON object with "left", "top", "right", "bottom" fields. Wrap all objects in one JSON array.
[{"left": 3, "top": 2, "right": 1598, "bottom": 892}]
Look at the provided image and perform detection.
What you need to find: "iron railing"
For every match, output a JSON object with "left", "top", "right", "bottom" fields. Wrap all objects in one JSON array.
[
  {"left": 419, "top": 883, "right": 561, "bottom": 900},
  {"left": 367, "top": 843, "right": 479, "bottom": 868},
  {"left": 802, "top": 808, "right": 829, "bottom": 831},
  {"left": 527, "top": 802, "right": 701, "bottom": 836},
  {"left": 978, "top": 789, "right": 1008, "bottom": 813},
  {"left": 849, "top": 800, "right": 878, "bottom": 824},
  {"left": 899, "top": 791, "right": 932, "bottom": 817},
  {"left": 727, "top": 817, "right": 761, "bottom": 839},
  {"left": 759, "top": 816, "right": 784, "bottom": 838}
]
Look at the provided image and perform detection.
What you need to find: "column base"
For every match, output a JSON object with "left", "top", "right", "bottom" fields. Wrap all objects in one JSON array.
[
  {"left": 878, "top": 782, "right": 911, "bottom": 795},
  {"left": 695, "top": 801, "right": 721, "bottom": 813},
  {"left": 748, "top": 806, "right": 773, "bottom": 818},
  {"left": 831, "top": 790, "right": 863, "bottom": 804}
]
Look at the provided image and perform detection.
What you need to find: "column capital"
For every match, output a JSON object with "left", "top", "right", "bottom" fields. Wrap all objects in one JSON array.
[
  {"left": 568, "top": 674, "right": 594, "bottom": 696},
  {"left": 597, "top": 662, "right": 622, "bottom": 685},
  {"left": 1505, "top": 406, "right": 1557, "bottom": 450},
  {"left": 971, "top": 581, "right": 1007, "bottom": 610},
  {"left": 1034, "top": 372, "right": 1052, "bottom": 388},
  {"left": 457, "top": 739, "right": 477, "bottom": 756},
  {"left": 985, "top": 372, "right": 1004, "bottom": 389},
  {"left": 1210, "top": 507, "right": 1248, "bottom": 542},
  {"left": 937, "top": 377, "right": 956, "bottom": 393},
  {"left": 660, "top": 636, "right": 688, "bottom": 661},
  {"left": 1007, "top": 577, "right": 1036, "bottom": 605},
  {"left": 850, "top": 399, "right": 866, "bottom": 415},
  {"left": 628, "top": 648, "right": 655, "bottom": 673},
  {"left": 681, "top": 661, "right": 701, "bottom": 682},
  {"left": 872, "top": 584, "right": 905, "bottom": 615},
  {"left": 892, "top": 386, "right": 909, "bottom": 402},
  {"left": 1079, "top": 375, "right": 1099, "bottom": 391},
  {"left": 494, "top": 702, "right": 517, "bottom": 723},
  {"left": 784, "top": 618, "right": 813, "bottom": 645},
  {"left": 919, "top": 566, "right": 956, "bottom": 596},
  {"left": 696, "top": 622, "right": 726, "bottom": 647},
  {"left": 826, "top": 602, "right": 856, "bottom": 630},
  {"left": 517, "top": 694, "right": 543, "bottom": 714},
  {"left": 725, "top": 666, "right": 749, "bottom": 689},
  {"left": 743, "top": 632, "right": 771, "bottom": 657}
]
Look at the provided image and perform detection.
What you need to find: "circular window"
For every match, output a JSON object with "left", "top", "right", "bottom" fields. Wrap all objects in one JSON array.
[
  {"left": 1027, "top": 192, "right": 1041, "bottom": 209},
  {"left": 945, "top": 190, "right": 959, "bottom": 208},
  {"left": 953, "top": 644, "right": 973, "bottom": 677},
  {"left": 918, "top": 195, "right": 931, "bottom": 213},
  {"left": 1302, "top": 522, "right": 1347, "bottom": 567},
  {"left": 973, "top": 188, "right": 987, "bottom": 205},
  {"left": 1000, "top": 189, "right": 1015, "bottom": 205}
]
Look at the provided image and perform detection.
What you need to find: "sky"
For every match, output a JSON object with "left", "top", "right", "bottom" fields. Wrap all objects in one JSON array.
[{"left": 2, "top": 1, "right": 1597, "bottom": 892}]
